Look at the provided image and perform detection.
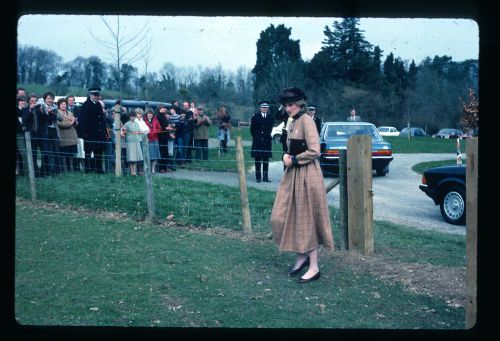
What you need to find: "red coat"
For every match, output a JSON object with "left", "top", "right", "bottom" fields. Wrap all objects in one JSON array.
[{"left": 145, "top": 116, "right": 162, "bottom": 142}]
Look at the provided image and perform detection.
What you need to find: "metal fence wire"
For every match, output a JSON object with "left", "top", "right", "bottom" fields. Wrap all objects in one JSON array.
[{"left": 15, "top": 133, "right": 305, "bottom": 234}]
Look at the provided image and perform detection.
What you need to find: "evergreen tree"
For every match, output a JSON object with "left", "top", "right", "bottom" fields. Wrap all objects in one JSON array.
[
  {"left": 407, "top": 60, "right": 418, "bottom": 89},
  {"left": 252, "top": 24, "right": 304, "bottom": 103},
  {"left": 383, "top": 52, "right": 397, "bottom": 86},
  {"left": 320, "top": 18, "right": 374, "bottom": 84},
  {"left": 366, "top": 45, "right": 383, "bottom": 90},
  {"left": 306, "top": 50, "right": 334, "bottom": 85}
]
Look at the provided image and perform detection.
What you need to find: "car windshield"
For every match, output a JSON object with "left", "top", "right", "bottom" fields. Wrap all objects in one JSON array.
[
  {"left": 325, "top": 124, "right": 382, "bottom": 141},
  {"left": 378, "top": 127, "right": 389, "bottom": 132}
]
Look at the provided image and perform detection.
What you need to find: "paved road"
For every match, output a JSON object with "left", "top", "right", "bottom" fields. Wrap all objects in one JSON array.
[{"left": 158, "top": 153, "right": 466, "bottom": 235}]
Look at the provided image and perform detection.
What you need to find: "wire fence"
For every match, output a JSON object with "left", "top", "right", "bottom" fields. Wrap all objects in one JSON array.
[{"left": 15, "top": 133, "right": 288, "bottom": 235}]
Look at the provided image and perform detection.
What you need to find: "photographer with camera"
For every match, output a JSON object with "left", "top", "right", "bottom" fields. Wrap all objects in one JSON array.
[
  {"left": 22, "top": 94, "right": 46, "bottom": 177},
  {"left": 37, "top": 91, "right": 63, "bottom": 175},
  {"left": 193, "top": 106, "right": 212, "bottom": 161}
]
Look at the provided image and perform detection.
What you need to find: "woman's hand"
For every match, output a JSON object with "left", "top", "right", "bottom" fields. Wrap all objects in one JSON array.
[{"left": 283, "top": 153, "right": 293, "bottom": 167}]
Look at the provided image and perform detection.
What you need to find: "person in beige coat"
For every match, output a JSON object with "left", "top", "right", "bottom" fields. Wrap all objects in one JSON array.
[
  {"left": 56, "top": 98, "right": 79, "bottom": 171},
  {"left": 192, "top": 107, "right": 212, "bottom": 161},
  {"left": 270, "top": 87, "right": 334, "bottom": 284}
]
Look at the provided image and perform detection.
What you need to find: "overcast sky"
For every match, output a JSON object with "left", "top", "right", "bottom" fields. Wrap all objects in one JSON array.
[{"left": 17, "top": 15, "right": 479, "bottom": 74}]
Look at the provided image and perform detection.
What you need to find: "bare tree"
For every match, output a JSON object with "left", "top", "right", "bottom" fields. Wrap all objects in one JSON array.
[
  {"left": 88, "top": 16, "right": 151, "bottom": 98},
  {"left": 140, "top": 34, "right": 157, "bottom": 100}
]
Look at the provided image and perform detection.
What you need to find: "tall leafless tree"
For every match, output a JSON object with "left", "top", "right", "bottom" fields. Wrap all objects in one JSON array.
[{"left": 88, "top": 16, "right": 151, "bottom": 98}]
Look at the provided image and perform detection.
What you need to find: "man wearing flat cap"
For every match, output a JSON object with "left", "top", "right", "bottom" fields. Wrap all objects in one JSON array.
[
  {"left": 307, "top": 105, "right": 322, "bottom": 136},
  {"left": 80, "top": 86, "right": 108, "bottom": 173},
  {"left": 250, "top": 101, "right": 274, "bottom": 182}
]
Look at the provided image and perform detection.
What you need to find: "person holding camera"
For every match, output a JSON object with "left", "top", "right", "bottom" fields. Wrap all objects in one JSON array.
[
  {"left": 39, "top": 91, "right": 63, "bottom": 175},
  {"left": 56, "top": 97, "right": 79, "bottom": 172},
  {"left": 193, "top": 106, "right": 212, "bottom": 161},
  {"left": 217, "top": 105, "right": 231, "bottom": 153},
  {"left": 22, "top": 94, "right": 46, "bottom": 177}
]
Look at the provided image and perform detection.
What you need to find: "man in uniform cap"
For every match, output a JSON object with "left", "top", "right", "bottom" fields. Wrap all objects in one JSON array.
[
  {"left": 250, "top": 101, "right": 274, "bottom": 182},
  {"left": 80, "top": 86, "right": 108, "bottom": 173},
  {"left": 307, "top": 104, "right": 322, "bottom": 136}
]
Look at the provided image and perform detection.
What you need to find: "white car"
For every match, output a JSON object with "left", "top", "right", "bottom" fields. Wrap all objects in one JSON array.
[
  {"left": 377, "top": 126, "right": 400, "bottom": 137},
  {"left": 271, "top": 122, "right": 285, "bottom": 143}
]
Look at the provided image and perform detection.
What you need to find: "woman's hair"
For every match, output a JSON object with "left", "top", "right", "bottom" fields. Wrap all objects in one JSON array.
[
  {"left": 57, "top": 98, "right": 68, "bottom": 108},
  {"left": 134, "top": 107, "right": 144, "bottom": 115},
  {"left": 293, "top": 99, "right": 308, "bottom": 113}
]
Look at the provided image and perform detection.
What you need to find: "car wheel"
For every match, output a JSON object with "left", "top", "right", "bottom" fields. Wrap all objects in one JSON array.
[
  {"left": 272, "top": 134, "right": 281, "bottom": 144},
  {"left": 375, "top": 165, "right": 388, "bottom": 177},
  {"left": 440, "top": 185, "right": 466, "bottom": 225}
]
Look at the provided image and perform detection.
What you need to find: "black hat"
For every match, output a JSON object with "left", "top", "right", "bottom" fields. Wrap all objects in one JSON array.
[
  {"left": 276, "top": 87, "right": 307, "bottom": 104},
  {"left": 307, "top": 105, "right": 317, "bottom": 111},
  {"left": 258, "top": 101, "right": 270, "bottom": 108},
  {"left": 88, "top": 86, "right": 101, "bottom": 95}
]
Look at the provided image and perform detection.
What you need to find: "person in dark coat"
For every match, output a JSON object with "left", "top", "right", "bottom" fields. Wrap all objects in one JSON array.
[
  {"left": 80, "top": 87, "right": 107, "bottom": 173},
  {"left": 307, "top": 104, "right": 322, "bottom": 136},
  {"left": 16, "top": 96, "right": 27, "bottom": 176},
  {"left": 250, "top": 101, "right": 274, "bottom": 182},
  {"left": 23, "top": 94, "right": 54, "bottom": 177}
]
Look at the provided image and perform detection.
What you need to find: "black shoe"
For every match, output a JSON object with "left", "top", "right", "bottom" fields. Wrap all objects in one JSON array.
[
  {"left": 256, "top": 179, "right": 261, "bottom": 183},
  {"left": 263, "top": 178, "right": 271, "bottom": 182},
  {"left": 288, "top": 257, "right": 310, "bottom": 277},
  {"left": 297, "top": 271, "right": 321, "bottom": 283}
]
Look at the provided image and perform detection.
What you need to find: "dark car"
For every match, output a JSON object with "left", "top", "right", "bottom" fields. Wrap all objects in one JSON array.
[
  {"left": 102, "top": 99, "right": 171, "bottom": 113},
  {"left": 432, "top": 128, "right": 464, "bottom": 139},
  {"left": 419, "top": 165, "right": 466, "bottom": 225},
  {"left": 319, "top": 122, "right": 393, "bottom": 177},
  {"left": 400, "top": 127, "right": 427, "bottom": 137}
]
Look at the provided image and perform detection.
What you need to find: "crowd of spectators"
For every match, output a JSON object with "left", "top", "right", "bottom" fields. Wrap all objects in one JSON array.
[{"left": 15, "top": 87, "right": 233, "bottom": 177}]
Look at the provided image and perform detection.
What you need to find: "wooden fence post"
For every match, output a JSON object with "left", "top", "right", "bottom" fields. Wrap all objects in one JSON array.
[
  {"left": 236, "top": 135, "right": 252, "bottom": 234},
  {"left": 347, "top": 135, "right": 373, "bottom": 255},
  {"left": 339, "top": 149, "right": 348, "bottom": 250},
  {"left": 24, "top": 131, "right": 37, "bottom": 201},
  {"left": 465, "top": 138, "right": 478, "bottom": 328},
  {"left": 114, "top": 106, "right": 122, "bottom": 177}
]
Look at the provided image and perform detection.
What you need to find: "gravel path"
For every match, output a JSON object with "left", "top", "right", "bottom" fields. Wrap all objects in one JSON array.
[{"left": 157, "top": 153, "right": 465, "bottom": 235}]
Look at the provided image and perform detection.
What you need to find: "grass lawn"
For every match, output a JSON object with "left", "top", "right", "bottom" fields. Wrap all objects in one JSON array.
[
  {"left": 384, "top": 136, "right": 464, "bottom": 154},
  {"left": 14, "top": 173, "right": 466, "bottom": 269},
  {"left": 15, "top": 201, "right": 465, "bottom": 328},
  {"left": 412, "top": 160, "right": 465, "bottom": 175}
]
